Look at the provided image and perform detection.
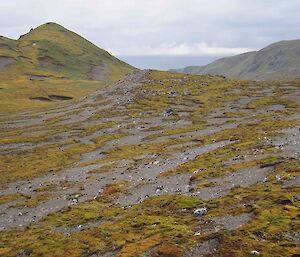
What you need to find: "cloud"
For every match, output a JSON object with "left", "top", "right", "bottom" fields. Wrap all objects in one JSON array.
[
  {"left": 109, "top": 42, "right": 255, "bottom": 56},
  {"left": 0, "top": 0, "right": 299, "bottom": 56}
]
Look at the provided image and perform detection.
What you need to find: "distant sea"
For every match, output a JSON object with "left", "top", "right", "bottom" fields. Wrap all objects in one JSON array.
[{"left": 117, "top": 55, "right": 226, "bottom": 70}]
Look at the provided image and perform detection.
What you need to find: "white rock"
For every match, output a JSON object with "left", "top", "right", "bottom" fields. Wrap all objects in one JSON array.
[
  {"left": 194, "top": 207, "right": 207, "bottom": 216},
  {"left": 250, "top": 250, "right": 260, "bottom": 256}
]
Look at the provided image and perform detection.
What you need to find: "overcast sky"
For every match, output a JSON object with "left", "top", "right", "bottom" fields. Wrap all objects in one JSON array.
[{"left": 0, "top": 0, "right": 299, "bottom": 56}]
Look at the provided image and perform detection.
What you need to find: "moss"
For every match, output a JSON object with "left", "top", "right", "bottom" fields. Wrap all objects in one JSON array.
[
  {"left": 0, "top": 194, "right": 203, "bottom": 257},
  {"left": 155, "top": 244, "right": 182, "bottom": 257},
  {"left": 15, "top": 193, "right": 51, "bottom": 208},
  {"left": 46, "top": 199, "right": 124, "bottom": 227},
  {"left": 0, "top": 193, "right": 25, "bottom": 204},
  {"left": 1, "top": 70, "right": 299, "bottom": 257},
  {"left": 247, "top": 96, "right": 299, "bottom": 110},
  {"left": 117, "top": 235, "right": 161, "bottom": 257},
  {"left": 200, "top": 158, "right": 300, "bottom": 256},
  {"left": 102, "top": 181, "right": 130, "bottom": 197},
  {"left": 0, "top": 131, "right": 128, "bottom": 183}
]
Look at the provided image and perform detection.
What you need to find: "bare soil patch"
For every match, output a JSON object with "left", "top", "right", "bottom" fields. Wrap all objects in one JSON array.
[
  {"left": 48, "top": 95, "right": 73, "bottom": 101},
  {"left": 38, "top": 56, "right": 62, "bottom": 68},
  {"left": 90, "top": 63, "right": 109, "bottom": 80},
  {"left": 29, "top": 97, "right": 52, "bottom": 101},
  {"left": 0, "top": 43, "right": 10, "bottom": 49},
  {"left": 0, "top": 56, "right": 15, "bottom": 71},
  {"left": 27, "top": 74, "right": 49, "bottom": 80}
]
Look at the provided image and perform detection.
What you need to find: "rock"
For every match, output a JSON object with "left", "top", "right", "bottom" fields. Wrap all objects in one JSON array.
[
  {"left": 250, "top": 250, "right": 260, "bottom": 256},
  {"left": 183, "top": 91, "right": 191, "bottom": 96},
  {"left": 168, "top": 90, "right": 178, "bottom": 96},
  {"left": 155, "top": 185, "right": 164, "bottom": 194},
  {"left": 194, "top": 207, "right": 207, "bottom": 216},
  {"left": 164, "top": 108, "right": 175, "bottom": 116},
  {"left": 72, "top": 198, "right": 79, "bottom": 203},
  {"left": 276, "top": 199, "right": 293, "bottom": 205}
]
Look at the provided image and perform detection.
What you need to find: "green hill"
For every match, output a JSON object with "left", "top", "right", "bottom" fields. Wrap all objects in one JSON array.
[
  {"left": 0, "top": 23, "right": 136, "bottom": 112},
  {"left": 171, "top": 39, "right": 300, "bottom": 80},
  {"left": 0, "top": 22, "right": 134, "bottom": 80}
]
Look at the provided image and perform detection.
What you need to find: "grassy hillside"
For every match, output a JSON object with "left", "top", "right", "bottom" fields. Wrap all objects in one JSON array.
[
  {"left": 172, "top": 39, "right": 300, "bottom": 80},
  {"left": 0, "top": 23, "right": 136, "bottom": 112}
]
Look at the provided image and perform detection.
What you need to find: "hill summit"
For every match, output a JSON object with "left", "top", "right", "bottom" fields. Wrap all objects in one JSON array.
[{"left": 0, "top": 22, "right": 134, "bottom": 81}]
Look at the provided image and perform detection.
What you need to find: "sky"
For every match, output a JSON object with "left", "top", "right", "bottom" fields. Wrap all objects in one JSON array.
[{"left": 0, "top": 0, "right": 299, "bottom": 59}]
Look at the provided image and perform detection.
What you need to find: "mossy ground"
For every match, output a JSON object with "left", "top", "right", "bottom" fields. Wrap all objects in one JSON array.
[{"left": 0, "top": 70, "right": 299, "bottom": 256}]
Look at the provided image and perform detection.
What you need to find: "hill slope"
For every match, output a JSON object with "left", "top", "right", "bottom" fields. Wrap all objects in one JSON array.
[
  {"left": 171, "top": 39, "right": 300, "bottom": 80},
  {"left": 0, "top": 22, "right": 134, "bottom": 80},
  {"left": 0, "top": 23, "right": 136, "bottom": 112}
]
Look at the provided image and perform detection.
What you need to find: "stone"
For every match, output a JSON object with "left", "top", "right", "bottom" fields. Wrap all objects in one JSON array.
[
  {"left": 194, "top": 207, "right": 207, "bottom": 216},
  {"left": 72, "top": 198, "right": 79, "bottom": 203},
  {"left": 164, "top": 108, "right": 175, "bottom": 116},
  {"left": 250, "top": 250, "right": 260, "bottom": 256},
  {"left": 168, "top": 90, "right": 178, "bottom": 96}
]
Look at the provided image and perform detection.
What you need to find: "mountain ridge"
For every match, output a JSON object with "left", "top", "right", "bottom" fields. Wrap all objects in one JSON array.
[{"left": 170, "top": 39, "right": 300, "bottom": 80}]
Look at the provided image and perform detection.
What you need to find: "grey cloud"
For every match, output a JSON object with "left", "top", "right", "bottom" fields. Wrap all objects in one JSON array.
[{"left": 0, "top": 0, "right": 299, "bottom": 55}]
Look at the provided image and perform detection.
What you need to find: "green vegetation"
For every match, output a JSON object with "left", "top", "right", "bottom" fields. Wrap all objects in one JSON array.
[
  {"left": 0, "top": 23, "right": 135, "bottom": 112},
  {"left": 0, "top": 69, "right": 299, "bottom": 256},
  {"left": 205, "top": 160, "right": 300, "bottom": 257},
  {"left": 171, "top": 39, "right": 300, "bottom": 80},
  {"left": 0, "top": 195, "right": 203, "bottom": 257},
  {"left": 0, "top": 132, "right": 126, "bottom": 183}
]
